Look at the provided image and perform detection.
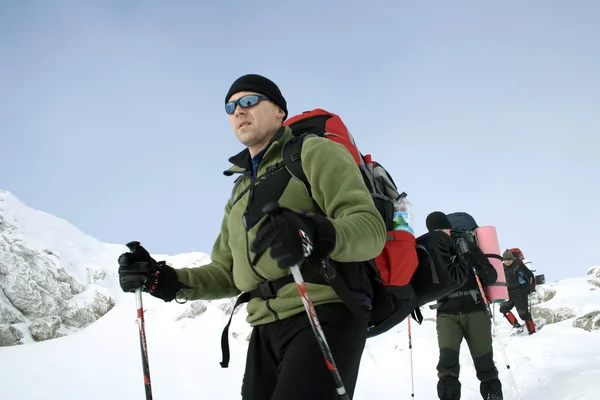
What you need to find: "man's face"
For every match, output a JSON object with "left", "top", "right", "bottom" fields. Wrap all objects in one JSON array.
[
  {"left": 503, "top": 259, "right": 514, "bottom": 266},
  {"left": 226, "top": 91, "right": 285, "bottom": 154}
]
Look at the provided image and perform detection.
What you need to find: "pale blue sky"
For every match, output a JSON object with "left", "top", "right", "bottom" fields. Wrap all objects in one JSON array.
[{"left": 1, "top": 1, "right": 599, "bottom": 281}]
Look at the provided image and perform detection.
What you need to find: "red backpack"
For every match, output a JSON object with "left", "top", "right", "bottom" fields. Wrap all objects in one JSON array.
[
  {"left": 283, "top": 109, "right": 423, "bottom": 336},
  {"left": 509, "top": 247, "right": 525, "bottom": 262}
]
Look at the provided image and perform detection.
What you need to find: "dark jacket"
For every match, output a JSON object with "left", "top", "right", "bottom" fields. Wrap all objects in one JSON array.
[
  {"left": 504, "top": 261, "right": 535, "bottom": 293},
  {"left": 436, "top": 241, "right": 498, "bottom": 315}
]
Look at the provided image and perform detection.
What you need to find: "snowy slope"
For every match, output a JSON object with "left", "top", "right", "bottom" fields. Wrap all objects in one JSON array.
[{"left": 1, "top": 190, "right": 599, "bottom": 399}]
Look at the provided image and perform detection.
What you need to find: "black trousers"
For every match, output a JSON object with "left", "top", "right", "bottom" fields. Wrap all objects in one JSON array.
[
  {"left": 499, "top": 289, "right": 531, "bottom": 320},
  {"left": 241, "top": 302, "right": 367, "bottom": 400}
]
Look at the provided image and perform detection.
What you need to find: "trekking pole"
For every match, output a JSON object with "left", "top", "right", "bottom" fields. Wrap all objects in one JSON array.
[
  {"left": 407, "top": 317, "right": 415, "bottom": 398},
  {"left": 126, "top": 242, "right": 154, "bottom": 400},
  {"left": 134, "top": 288, "right": 153, "bottom": 399},
  {"left": 473, "top": 268, "right": 522, "bottom": 400},
  {"left": 262, "top": 202, "right": 350, "bottom": 400},
  {"left": 289, "top": 264, "right": 350, "bottom": 400},
  {"left": 262, "top": 202, "right": 349, "bottom": 399}
]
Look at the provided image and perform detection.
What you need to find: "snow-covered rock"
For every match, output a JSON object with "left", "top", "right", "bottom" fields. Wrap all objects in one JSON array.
[
  {"left": 0, "top": 190, "right": 125, "bottom": 345},
  {"left": 0, "top": 324, "right": 23, "bottom": 346},
  {"left": 529, "top": 285, "right": 557, "bottom": 305},
  {"left": 587, "top": 266, "right": 600, "bottom": 288},
  {"left": 28, "top": 316, "right": 62, "bottom": 341},
  {"left": 531, "top": 306, "right": 576, "bottom": 325},
  {"left": 573, "top": 311, "right": 600, "bottom": 332},
  {"left": 175, "top": 301, "right": 208, "bottom": 321}
]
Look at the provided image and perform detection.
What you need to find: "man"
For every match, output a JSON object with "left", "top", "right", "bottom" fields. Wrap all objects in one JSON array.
[
  {"left": 500, "top": 250, "right": 536, "bottom": 334},
  {"left": 426, "top": 211, "right": 503, "bottom": 400},
  {"left": 117, "top": 74, "right": 386, "bottom": 399}
]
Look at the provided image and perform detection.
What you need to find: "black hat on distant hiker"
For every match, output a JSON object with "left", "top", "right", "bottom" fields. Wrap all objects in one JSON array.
[
  {"left": 502, "top": 250, "right": 514, "bottom": 260},
  {"left": 426, "top": 211, "right": 452, "bottom": 232},
  {"left": 225, "top": 74, "right": 288, "bottom": 120}
]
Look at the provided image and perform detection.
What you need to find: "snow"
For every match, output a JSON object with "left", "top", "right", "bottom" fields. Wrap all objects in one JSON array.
[{"left": 1, "top": 189, "right": 600, "bottom": 399}]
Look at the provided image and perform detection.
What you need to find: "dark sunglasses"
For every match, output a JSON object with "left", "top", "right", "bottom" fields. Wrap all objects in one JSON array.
[{"left": 225, "top": 94, "right": 269, "bottom": 115}]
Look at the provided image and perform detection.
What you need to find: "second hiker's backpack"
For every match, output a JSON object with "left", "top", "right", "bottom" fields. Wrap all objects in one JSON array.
[
  {"left": 282, "top": 109, "right": 461, "bottom": 336},
  {"left": 509, "top": 247, "right": 525, "bottom": 262},
  {"left": 410, "top": 231, "right": 469, "bottom": 308},
  {"left": 446, "top": 212, "right": 479, "bottom": 252}
]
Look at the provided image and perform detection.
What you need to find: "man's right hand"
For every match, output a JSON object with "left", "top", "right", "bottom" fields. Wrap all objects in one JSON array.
[
  {"left": 117, "top": 250, "right": 160, "bottom": 293},
  {"left": 117, "top": 242, "right": 191, "bottom": 302}
]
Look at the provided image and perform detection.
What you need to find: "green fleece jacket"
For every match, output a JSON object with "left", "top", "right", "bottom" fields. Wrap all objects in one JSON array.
[{"left": 174, "top": 126, "right": 386, "bottom": 326}]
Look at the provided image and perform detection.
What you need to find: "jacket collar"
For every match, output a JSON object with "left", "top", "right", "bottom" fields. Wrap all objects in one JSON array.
[{"left": 223, "top": 126, "right": 291, "bottom": 176}]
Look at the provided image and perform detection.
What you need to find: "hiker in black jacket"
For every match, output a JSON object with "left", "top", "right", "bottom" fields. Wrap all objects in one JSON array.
[
  {"left": 426, "top": 212, "right": 504, "bottom": 400},
  {"left": 500, "top": 250, "right": 536, "bottom": 334}
]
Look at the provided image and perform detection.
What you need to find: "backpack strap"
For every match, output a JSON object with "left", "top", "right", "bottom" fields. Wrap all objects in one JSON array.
[
  {"left": 411, "top": 308, "right": 424, "bottom": 324},
  {"left": 281, "top": 133, "right": 314, "bottom": 197},
  {"left": 280, "top": 133, "right": 373, "bottom": 318}
]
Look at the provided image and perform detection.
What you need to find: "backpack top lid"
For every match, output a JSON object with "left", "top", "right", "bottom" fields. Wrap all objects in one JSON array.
[
  {"left": 283, "top": 109, "right": 363, "bottom": 165},
  {"left": 446, "top": 212, "right": 479, "bottom": 232}
]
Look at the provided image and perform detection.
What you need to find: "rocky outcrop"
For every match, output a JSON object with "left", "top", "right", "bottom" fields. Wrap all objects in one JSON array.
[
  {"left": 0, "top": 240, "right": 84, "bottom": 320},
  {"left": 586, "top": 266, "right": 600, "bottom": 289},
  {"left": 0, "top": 237, "right": 115, "bottom": 333},
  {"left": 531, "top": 306, "right": 576, "bottom": 325},
  {"left": 175, "top": 301, "right": 208, "bottom": 321},
  {"left": 0, "top": 190, "right": 118, "bottom": 346},
  {"left": 217, "top": 297, "right": 244, "bottom": 316},
  {"left": 0, "top": 324, "right": 23, "bottom": 346},
  {"left": 529, "top": 286, "right": 557, "bottom": 305},
  {"left": 61, "top": 290, "right": 115, "bottom": 328},
  {"left": 573, "top": 311, "right": 600, "bottom": 332},
  {"left": 29, "top": 316, "right": 62, "bottom": 341}
]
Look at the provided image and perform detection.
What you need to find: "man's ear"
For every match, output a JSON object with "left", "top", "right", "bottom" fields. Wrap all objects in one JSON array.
[{"left": 276, "top": 106, "right": 285, "bottom": 120}]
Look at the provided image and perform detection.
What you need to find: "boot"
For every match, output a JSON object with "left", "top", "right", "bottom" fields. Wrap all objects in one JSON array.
[
  {"left": 504, "top": 312, "right": 521, "bottom": 328},
  {"left": 437, "top": 376, "right": 461, "bottom": 400},
  {"left": 480, "top": 378, "right": 503, "bottom": 399},
  {"left": 525, "top": 319, "right": 536, "bottom": 335}
]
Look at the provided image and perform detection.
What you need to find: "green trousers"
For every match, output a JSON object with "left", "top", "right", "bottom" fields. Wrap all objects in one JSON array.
[{"left": 436, "top": 311, "right": 503, "bottom": 400}]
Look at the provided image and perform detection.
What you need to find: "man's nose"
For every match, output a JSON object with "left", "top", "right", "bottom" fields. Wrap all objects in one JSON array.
[{"left": 233, "top": 105, "right": 246, "bottom": 117}]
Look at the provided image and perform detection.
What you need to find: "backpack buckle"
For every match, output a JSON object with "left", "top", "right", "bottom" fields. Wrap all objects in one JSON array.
[
  {"left": 320, "top": 259, "right": 337, "bottom": 281},
  {"left": 258, "top": 281, "right": 277, "bottom": 299}
]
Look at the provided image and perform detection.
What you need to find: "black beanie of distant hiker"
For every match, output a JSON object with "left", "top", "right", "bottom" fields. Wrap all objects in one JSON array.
[
  {"left": 426, "top": 211, "right": 453, "bottom": 232},
  {"left": 225, "top": 74, "right": 288, "bottom": 120}
]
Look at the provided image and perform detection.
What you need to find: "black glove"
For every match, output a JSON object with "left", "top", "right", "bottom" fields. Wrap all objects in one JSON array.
[
  {"left": 117, "top": 241, "right": 190, "bottom": 302},
  {"left": 251, "top": 203, "right": 336, "bottom": 269}
]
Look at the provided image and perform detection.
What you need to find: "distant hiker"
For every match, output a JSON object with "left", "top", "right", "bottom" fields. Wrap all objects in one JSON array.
[
  {"left": 427, "top": 212, "right": 504, "bottom": 400},
  {"left": 117, "top": 73, "right": 386, "bottom": 399},
  {"left": 500, "top": 249, "right": 536, "bottom": 334}
]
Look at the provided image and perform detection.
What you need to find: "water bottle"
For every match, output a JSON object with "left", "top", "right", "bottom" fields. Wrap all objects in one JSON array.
[{"left": 392, "top": 192, "right": 414, "bottom": 234}]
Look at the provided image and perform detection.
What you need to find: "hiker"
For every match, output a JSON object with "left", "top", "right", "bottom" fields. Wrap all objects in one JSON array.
[
  {"left": 117, "top": 73, "right": 386, "bottom": 399},
  {"left": 427, "top": 212, "right": 504, "bottom": 400},
  {"left": 500, "top": 249, "right": 536, "bottom": 334}
]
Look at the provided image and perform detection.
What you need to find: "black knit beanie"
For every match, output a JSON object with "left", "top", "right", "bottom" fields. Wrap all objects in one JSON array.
[
  {"left": 225, "top": 74, "right": 288, "bottom": 120},
  {"left": 426, "top": 211, "right": 453, "bottom": 232}
]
